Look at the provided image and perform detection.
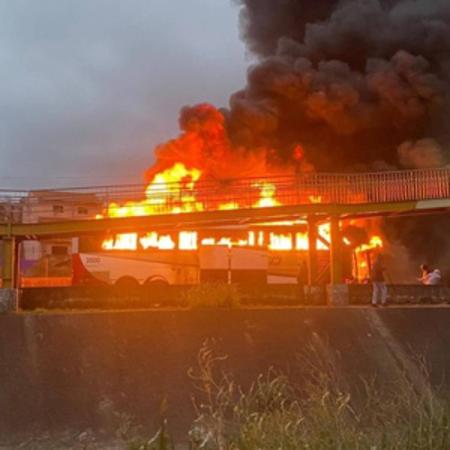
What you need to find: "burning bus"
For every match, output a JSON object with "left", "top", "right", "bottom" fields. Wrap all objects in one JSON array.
[
  {"left": 69, "top": 161, "right": 383, "bottom": 289},
  {"left": 72, "top": 222, "right": 378, "bottom": 289}
]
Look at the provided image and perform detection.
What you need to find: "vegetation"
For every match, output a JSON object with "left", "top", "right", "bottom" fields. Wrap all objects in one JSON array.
[
  {"left": 184, "top": 283, "right": 241, "bottom": 309},
  {"left": 130, "top": 342, "right": 450, "bottom": 449}
]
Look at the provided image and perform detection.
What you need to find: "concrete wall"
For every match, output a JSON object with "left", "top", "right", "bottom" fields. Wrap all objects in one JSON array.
[{"left": 1, "top": 307, "right": 450, "bottom": 442}]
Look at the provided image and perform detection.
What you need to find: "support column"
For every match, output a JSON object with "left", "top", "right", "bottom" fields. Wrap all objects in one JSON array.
[
  {"left": 1, "top": 236, "right": 19, "bottom": 312},
  {"left": 329, "top": 215, "right": 342, "bottom": 285},
  {"left": 2, "top": 236, "right": 16, "bottom": 289},
  {"left": 328, "top": 216, "right": 349, "bottom": 305},
  {"left": 307, "top": 217, "right": 318, "bottom": 286}
]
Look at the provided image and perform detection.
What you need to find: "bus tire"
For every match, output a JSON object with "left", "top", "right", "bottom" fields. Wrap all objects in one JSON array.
[
  {"left": 114, "top": 276, "right": 140, "bottom": 299},
  {"left": 144, "top": 277, "right": 169, "bottom": 287},
  {"left": 144, "top": 277, "right": 169, "bottom": 305}
]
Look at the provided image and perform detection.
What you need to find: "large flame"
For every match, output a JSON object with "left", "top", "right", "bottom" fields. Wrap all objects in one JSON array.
[{"left": 99, "top": 161, "right": 383, "bottom": 260}]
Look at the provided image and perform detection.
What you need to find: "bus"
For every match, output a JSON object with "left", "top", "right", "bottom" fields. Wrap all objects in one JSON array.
[{"left": 72, "top": 227, "right": 353, "bottom": 288}]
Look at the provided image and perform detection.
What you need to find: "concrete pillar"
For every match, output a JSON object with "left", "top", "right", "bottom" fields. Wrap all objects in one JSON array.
[
  {"left": 0, "top": 289, "right": 18, "bottom": 313},
  {"left": 2, "top": 236, "right": 17, "bottom": 289},
  {"left": 307, "top": 217, "right": 318, "bottom": 286},
  {"left": 328, "top": 216, "right": 349, "bottom": 305}
]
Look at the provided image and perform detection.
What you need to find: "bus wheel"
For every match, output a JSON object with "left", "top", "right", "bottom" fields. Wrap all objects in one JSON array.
[
  {"left": 144, "top": 277, "right": 169, "bottom": 287},
  {"left": 114, "top": 276, "right": 140, "bottom": 299},
  {"left": 144, "top": 278, "right": 169, "bottom": 306}
]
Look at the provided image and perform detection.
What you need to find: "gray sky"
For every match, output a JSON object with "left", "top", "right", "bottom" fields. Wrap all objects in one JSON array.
[{"left": 0, "top": 0, "right": 247, "bottom": 188}]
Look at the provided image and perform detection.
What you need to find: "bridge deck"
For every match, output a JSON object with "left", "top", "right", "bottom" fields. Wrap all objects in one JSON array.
[{"left": 0, "top": 168, "right": 449, "bottom": 238}]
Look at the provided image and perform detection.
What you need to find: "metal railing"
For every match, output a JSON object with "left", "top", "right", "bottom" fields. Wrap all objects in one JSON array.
[{"left": 0, "top": 168, "right": 449, "bottom": 222}]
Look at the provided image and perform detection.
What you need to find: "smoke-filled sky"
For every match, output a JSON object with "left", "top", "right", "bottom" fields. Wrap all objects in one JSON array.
[
  {"left": 0, "top": 0, "right": 247, "bottom": 188},
  {"left": 3, "top": 0, "right": 450, "bottom": 189}
]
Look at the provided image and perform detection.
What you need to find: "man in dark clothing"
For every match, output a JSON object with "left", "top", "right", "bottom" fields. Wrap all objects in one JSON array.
[{"left": 371, "top": 254, "right": 388, "bottom": 307}]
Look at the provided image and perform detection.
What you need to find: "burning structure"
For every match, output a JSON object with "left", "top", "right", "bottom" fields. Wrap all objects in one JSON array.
[
  {"left": 93, "top": 0, "right": 450, "bottom": 284},
  {"left": 10, "top": 0, "right": 450, "bottom": 290}
]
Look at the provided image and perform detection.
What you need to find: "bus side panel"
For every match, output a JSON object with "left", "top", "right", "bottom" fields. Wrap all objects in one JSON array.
[{"left": 73, "top": 253, "right": 198, "bottom": 286}]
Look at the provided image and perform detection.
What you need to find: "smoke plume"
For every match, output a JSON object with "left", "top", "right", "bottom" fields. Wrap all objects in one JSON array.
[
  {"left": 228, "top": 0, "right": 450, "bottom": 171},
  {"left": 149, "top": 0, "right": 450, "bottom": 268},
  {"left": 398, "top": 138, "right": 445, "bottom": 169}
]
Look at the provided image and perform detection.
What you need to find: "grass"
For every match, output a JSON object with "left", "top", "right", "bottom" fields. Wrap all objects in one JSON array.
[
  {"left": 186, "top": 342, "right": 450, "bottom": 450},
  {"left": 184, "top": 283, "right": 241, "bottom": 309},
  {"left": 130, "top": 341, "right": 450, "bottom": 449}
]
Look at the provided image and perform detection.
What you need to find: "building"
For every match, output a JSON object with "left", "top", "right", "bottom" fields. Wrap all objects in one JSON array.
[{"left": 20, "top": 190, "right": 102, "bottom": 270}]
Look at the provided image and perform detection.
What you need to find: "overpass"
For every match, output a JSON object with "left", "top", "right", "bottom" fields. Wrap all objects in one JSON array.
[{"left": 1, "top": 168, "right": 450, "bottom": 290}]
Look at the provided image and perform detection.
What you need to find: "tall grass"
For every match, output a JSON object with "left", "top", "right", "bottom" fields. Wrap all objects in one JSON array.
[
  {"left": 186, "top": 342, "right": 450, "bottom": 450},
  {"left": 184, "top": 283, "right": 241, "bottom": 309}
]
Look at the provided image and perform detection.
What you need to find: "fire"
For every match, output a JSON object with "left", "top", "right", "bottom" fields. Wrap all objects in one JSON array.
[
  {"left": 102, "top": 233, "right": 137, "bottom": 251},
  {"left": 354, "top": 235, "right": 384, "bottom": 281},
  {"left": 269, "top": 233, "right": 292, "bottom": 251},
  {"left": 106, "top": 163, "right": 203, "bottom": 219},
  {"left": 252, "top": 182, "right": 281, "bottom": 208},
  {"left": 99, "top": 161, "right": 382, "bottom": 258},
  {"left": 355, "top": 235, "right": 383, "bottom": 253},
  {"left": 140, "top": 232, "right": 176, "bottom": 250}
]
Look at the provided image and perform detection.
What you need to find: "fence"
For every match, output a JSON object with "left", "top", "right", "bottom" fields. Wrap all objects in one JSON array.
[
  {"left": 0, "top": 168, "right": 449, "bottom": 222},
  {"left": 349, "top": 284, "right": 450, "bottom": 305}
]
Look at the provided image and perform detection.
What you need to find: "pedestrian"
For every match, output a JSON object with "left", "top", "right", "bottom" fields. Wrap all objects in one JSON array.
[
  {"left": 371, "top": 254, "right": 388, "bottom": 307},
  {"left": 297, "top": 260, "right": 308, "bottom": 304},
  {"left": 419, "top": 264, "right": 442, "bottom": 285}
]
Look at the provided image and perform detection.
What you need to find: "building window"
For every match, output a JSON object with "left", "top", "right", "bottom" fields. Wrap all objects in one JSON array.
[
  {"left": 53, "top": 205, "right": 64, "bottom": 214},
  {"left": 77, "top": 206, "right": 88, "bottom": 215},
  {"left": 51, "top": 245, "right": 68, "bottom": 256}
]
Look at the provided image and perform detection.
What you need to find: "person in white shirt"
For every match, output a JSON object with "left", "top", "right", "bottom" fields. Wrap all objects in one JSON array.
[{"left": 419, "top": 264, "right": 442, "bottom": 285}]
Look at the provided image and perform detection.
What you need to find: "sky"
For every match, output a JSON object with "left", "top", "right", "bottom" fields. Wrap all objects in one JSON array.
[{"left": 0, "top": 0, "right": 247, "bottom": 189}]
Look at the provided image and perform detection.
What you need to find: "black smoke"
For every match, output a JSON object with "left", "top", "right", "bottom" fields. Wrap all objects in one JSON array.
[
  {"left": 229, "top": 0, "right": 450, "bottom": 171},
  {"left": 230, "top": 0, "right": 450, "bottom": 269}
]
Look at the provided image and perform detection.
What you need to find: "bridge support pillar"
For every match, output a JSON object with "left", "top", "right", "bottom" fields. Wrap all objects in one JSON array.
[
  {"left": 2, "top": 236, "right": 17, "bottom": 289},
  {"left": 330, "top": 216, "right": 342, "bottom": 285},
  {"left": 328, "top": 216, "right": 349, "bottom": 305},
  {"left": 1, "top": 236, "right": 18, "bottom": 312},
  {"left": 307, "top": 217, "right": 318, "bottom": 286}
]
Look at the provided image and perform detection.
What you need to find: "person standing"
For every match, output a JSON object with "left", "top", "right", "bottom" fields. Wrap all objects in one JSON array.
[{"left": 371, "top": 254, "right": 388, "bottom": 307}]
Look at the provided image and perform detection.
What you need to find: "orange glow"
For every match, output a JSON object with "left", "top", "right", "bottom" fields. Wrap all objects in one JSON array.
[
  {"left": 105, "top": 163, "right": 203, "bottom": 220},
  {"left": 295, "top": 232, "right": 309, "bottom": 251},
  {"left": 309, "top": 195, "right": 322, "bottom": 204},
  {"left": 218, "top": 202, "right": 240, "bottom": 211},
  {"left": 355, "top": 235, "right": 383, "bottom": 253},
  {"left": 317, "top": 223, "right": 331, "bottom": 250},
  {"left": 99, "top": 161, "right": 382, "bottom": 258},
  {"left": 354, "top": 235, "right": 384, "bottom": 281},
  {"left": 102, "top": 233, "right": 137, "bottom": 250},
  {"left": 269, "top": 233, "right": 293, "bottom": 251},
  {"left": 140, "top": 232, "right": 176, "bottom": 250},
  {"left": 252, "top": 182, "right": 281, "bottom": 209},
  {"left": 179, "top": 231, "right": 197, "bottom": 250}
]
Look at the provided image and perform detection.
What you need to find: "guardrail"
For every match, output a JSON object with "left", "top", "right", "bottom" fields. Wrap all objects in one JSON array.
[
  {"left": 19, "top": 283, "right": 450, "bottom": 309},
  {"left": 349, "top": 284, "right": 450, "bottom": 305},
  {"left": 0, "top": 168, "right": 449, "bottom": 222}
]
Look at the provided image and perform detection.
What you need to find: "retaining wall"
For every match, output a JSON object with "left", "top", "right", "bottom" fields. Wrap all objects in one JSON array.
[{"left": 1, "top": 307, "right": 450, "bottom": 443}]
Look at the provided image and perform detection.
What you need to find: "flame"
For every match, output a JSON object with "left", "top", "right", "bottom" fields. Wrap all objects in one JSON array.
[
  {"left": 354, "top": 235, "right": 384, "bottom": 281},
  {"left": 179, "top": 231, "right": 197, "bottom": 250},
  {"left": 218, "top": 202, "right": 240, "bottom": 211},
  {"left": 269, "top": 233, "right": 293, "bottom": 251},
  {"left": 355, "top": 235, "right": 383, "bottom": 253},
  {"left": 106, "top": 163, "right": 203, "bottom": 219},
  {"left": 99, "top": 161, "right": 381, "bottom": 257},
  {"left": 309, "top": 195, "right": 322, "bottom": 204},
  {"left": 140, "top": 232, "right": 176, "bottom": 250},
  {"left": 102, "top": 233, "right": 137, "bottom": 251},
  {"left": 252, "top": 182, "right": 281, "bottom": 208}
]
